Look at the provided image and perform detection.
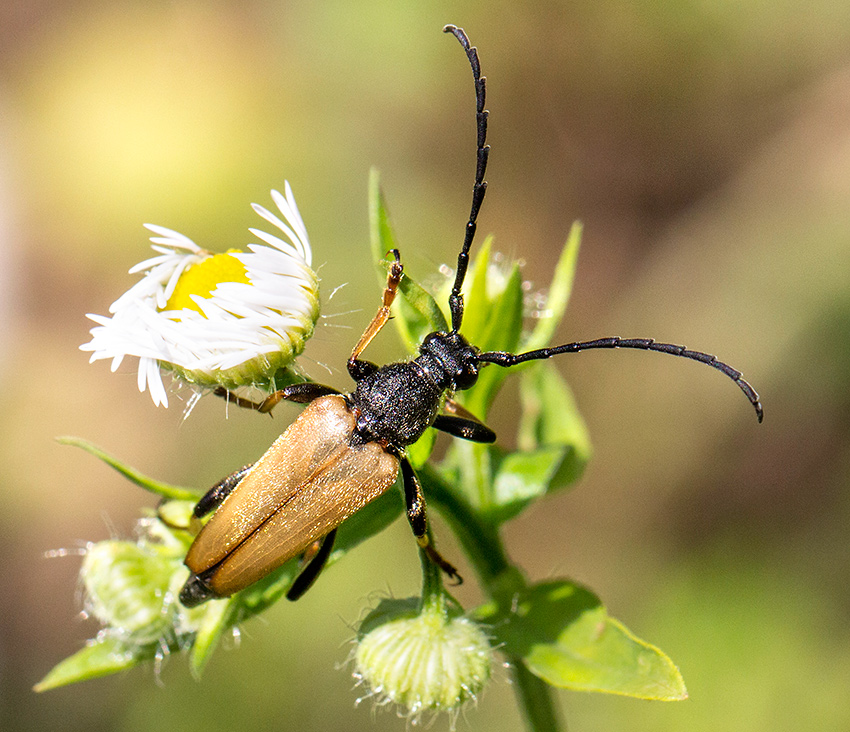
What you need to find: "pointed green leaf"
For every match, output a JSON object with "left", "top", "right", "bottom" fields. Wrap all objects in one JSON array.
[
  {"left": 522, "top": 221, "right": 582, "bottom": 353},
  {"left": 476, "top": 580, "right": 687, "bottom": 700},
  {"left": 443, "top": 439, "right": 495, "bottom": 511},
  {"left": 57, "top": 437, "right": 199, "bottom": 501},
  {"left": 486, "top": 445, "right": 571, "bottom": 523},
  {"left": 34, "top": 636, "right": 151, "bottom": 691},
  {"left": 516, "top": 362, "right": 591, "bottom": 491},
  {"left": 369, "top": 168, "right": 447, "bottom": 351},
  {"left": 189, "top": 597, "right": 239, "bottom": 679},
  {"left": 406, "top": 427, "right": 437, "bottom": 469},
  {"left": 369, "top": 168, "right": 400, "bottom": 288},
  {"left": 396, "top": 269, "right": 448, "bottom": 347},
  {"left": 462, "top": 263, "right": 524, "bottom": 420},
  {"left": 455, "top": 236, "right": 493, "bottom": 347}
]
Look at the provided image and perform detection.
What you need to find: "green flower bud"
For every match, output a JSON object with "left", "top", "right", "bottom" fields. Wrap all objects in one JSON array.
[
  {"left": 353, "top": 597, "right": 492, "bottom": 721},
  {"left": 81, "top": 541, "right": 177, "bottom": 644}
]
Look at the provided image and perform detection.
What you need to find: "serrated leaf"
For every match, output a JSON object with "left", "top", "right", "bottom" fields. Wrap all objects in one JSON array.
[
  {"left": 58, "top": 437, "right": 199, "bottom": 501},
  {"left": 517, "top": 362, "right": 591, "bottom": 491},
  {"left": 476, "top": 580, "right": 687, "bottom": 700},
  {"left": 34, "top": 636, "right": 150, "bottom": 691}
]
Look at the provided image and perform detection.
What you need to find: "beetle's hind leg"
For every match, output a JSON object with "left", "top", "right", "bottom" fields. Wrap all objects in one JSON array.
[
  {"left": 348, "top": 250, "right": 404, "bottom": 380},
  {"left": 285, "top": 529, "right": 338, "bottom": 601},
  {"left": 400, "top": 457, "right": 462, "bottom": 584}
]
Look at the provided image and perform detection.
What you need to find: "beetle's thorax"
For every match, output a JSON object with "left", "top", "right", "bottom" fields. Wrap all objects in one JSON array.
[{"left": 348, "top": 331, "right": 480, "bottom": 449}]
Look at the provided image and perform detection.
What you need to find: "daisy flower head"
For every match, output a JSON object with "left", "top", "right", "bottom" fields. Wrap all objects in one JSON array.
[{"left": 81, "top": 183, "right": 321, "bottom": 407}]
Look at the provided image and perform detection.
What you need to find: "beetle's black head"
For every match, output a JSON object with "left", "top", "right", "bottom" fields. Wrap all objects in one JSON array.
[{"left": 419, "top": 331, "right": 481, "bottom": 392}]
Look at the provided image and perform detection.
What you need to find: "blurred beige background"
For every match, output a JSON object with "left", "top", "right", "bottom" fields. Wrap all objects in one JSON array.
[{"left": 2, "top": 1, "right": 848, "bottom": 730}]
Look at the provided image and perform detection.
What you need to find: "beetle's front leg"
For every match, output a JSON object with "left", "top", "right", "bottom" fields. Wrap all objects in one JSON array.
[
  {"left": 214, "top": 382, "right": 340, "bottom": 415},
  {"left": 400, "top": 457, "right": 462, "bottom": 584},
  {"left": 348, "top": 250, "right": 403, "bottom": 381},
  {"left": 432, "top": 414, "right": 496, "bottom": 443}
]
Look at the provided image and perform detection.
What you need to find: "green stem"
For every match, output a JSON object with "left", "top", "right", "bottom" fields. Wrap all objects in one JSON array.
[
  {"left": 419, "top": 465, "right": 510, "bottom": 587},
  {"left": 419, "top": 465, "right": 563, "bottom": 732},
  {"left": 511, "top": 658, "right": 566, "bottom": 732},
  {"left": 418, "top": 529, "right": 446, "bottom": 613}
]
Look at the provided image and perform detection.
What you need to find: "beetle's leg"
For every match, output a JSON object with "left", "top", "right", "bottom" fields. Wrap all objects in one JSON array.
[
  {"left": 348, "top": 250, "right": 403, "bottom": 380},
  {"left": 193, "top": 464, "right": 254, "bottom": 518},
  {"left": 214, "top": 382, "right": 340, "bottom": 415},
  {"left": 400, "top": 457, "right": 462, "bottom": 584},
  {"left": 434, "top": 398, "right": 496, "bottom": 442},
  {"left": 255, "top": 382, "right": 341, "bottom": 413},
  {"left": 285, "top": 529, "right": 338, "bottom": 602},
  {"left": 433, "top": 414, "right": 496, "bottom": 443}
]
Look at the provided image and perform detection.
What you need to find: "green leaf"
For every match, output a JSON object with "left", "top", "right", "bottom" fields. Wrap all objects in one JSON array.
[
  {"left": 476, "top": 580, "right": 687, "bottom": 701},
  {"left": 57, "top": 437, "right": 199, "bottom": 501},
  {"left": 406, "top": 427, "right": 437, "bottom": 469},
  {"left": 454, "top": 235, "right": 494, "bottom": 347},
  {"left": 522, "top": 221, "right": 582, "bottom": 353},
  {"left": 486, "top": 445, "right": 571, "bottom": 523},
  {"left": 516, "top": 362, "right": 591, "bottom": 491},
  {"left": 369, "top": 168, "right": 400, "bottom": 288},
  {"left": 396, "top": 269, "right": 448, "bottom": 347},
  {"left": 369, "top": 168, "right": 447, "bottom": 351},
  {"left": 462, "top": 262, "right": 524, "bottom": 420},
  {"left": 442, "top": 439, "right": 495, "bottom": 511},
  {"left": 34, "top": 636, "right": 151, "bottom": 692},
  {"left": 189, "top": 597, "right": 239, "bottom": 679}
]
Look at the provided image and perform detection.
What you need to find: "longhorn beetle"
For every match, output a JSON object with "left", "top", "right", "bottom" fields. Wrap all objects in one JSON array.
[{"left": 179, "top": 25, "right": 763, "bottom": 608}]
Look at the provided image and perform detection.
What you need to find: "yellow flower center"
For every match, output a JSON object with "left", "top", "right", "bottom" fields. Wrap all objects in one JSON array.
[{"left": 163, "top": 251, "right": 249, "bottom": 314}]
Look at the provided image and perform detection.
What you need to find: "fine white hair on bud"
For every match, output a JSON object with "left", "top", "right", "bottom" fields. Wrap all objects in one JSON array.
[
  {"left": 81, "top": 540, "right": 177, "bottom": 645},
  {"left": 352, "top": 597, "right": 492, "bottom": 726},
  {"left": 81, "top": 182, "right": 320, "bottom": 407}
]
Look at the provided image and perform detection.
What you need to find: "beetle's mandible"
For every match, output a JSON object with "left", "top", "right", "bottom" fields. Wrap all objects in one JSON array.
[{"left": 179, "top": 25, "right": 763, "bottom": 608}]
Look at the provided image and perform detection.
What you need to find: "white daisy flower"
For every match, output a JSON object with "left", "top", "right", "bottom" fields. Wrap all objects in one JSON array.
[{"left": 81, "top": 183, "right": 321, "bottom": 407}]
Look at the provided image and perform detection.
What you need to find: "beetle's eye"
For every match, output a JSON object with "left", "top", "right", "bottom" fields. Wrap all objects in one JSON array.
[{"left": 455, "top": 362, "right": 478, "bottom": 391}]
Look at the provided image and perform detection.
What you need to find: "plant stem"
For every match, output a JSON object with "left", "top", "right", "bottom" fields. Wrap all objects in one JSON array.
[
  {"left": 419, "top": 465, "right": 563, "bottom": 732},
  {"left": 511, "top": 658, "right": 566, "bottom": 732}
]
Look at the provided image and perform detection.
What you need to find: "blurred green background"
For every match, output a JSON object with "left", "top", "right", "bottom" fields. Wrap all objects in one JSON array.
[{"left": 2, "top": 1, "right": 848, "bottom": 730}]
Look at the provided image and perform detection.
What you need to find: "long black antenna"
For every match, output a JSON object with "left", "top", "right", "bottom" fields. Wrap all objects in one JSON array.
[
  {"left": 444, "top": 24, "right": 490, "bottom": 334},
  {"left": 478, "top": 337, "right": 764, "bottom": 422}
]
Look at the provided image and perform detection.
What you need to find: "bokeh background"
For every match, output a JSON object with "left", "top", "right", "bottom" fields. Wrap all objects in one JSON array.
[{"left": 2, "top": 1, "right": 848, "bottom": 730}]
